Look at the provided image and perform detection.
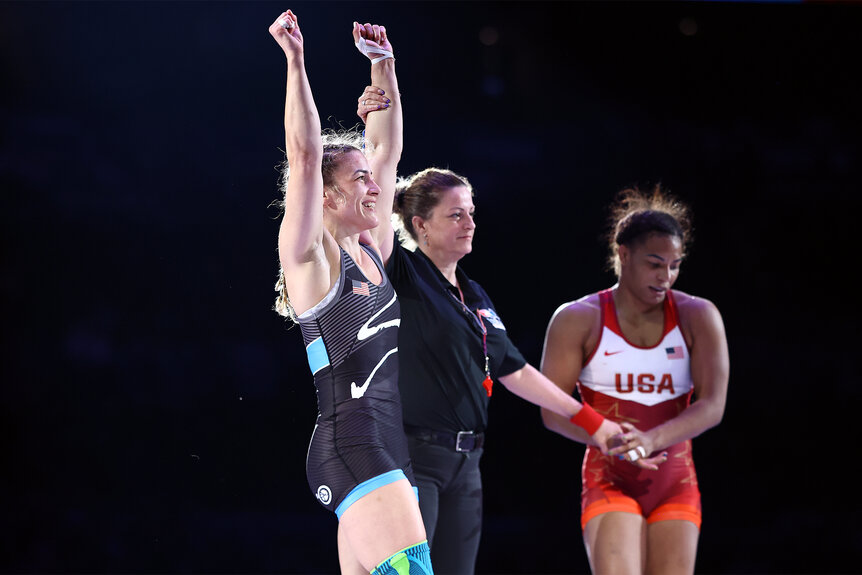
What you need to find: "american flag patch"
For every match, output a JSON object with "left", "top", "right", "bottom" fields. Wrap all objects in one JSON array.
[
  {"left": 666, "top": 346, "right": 685, "bottom": 359},
  {"left": 352, "top": 280, "right": 370, "bottom": 296}
]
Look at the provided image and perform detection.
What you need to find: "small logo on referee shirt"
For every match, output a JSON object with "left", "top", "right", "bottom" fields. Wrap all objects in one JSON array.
[
  {"left": 477, "top": 308, "right": 506, "bottom": 330},
  {"left": 316, "top": 485, "right": 332, "bottom": 505}
]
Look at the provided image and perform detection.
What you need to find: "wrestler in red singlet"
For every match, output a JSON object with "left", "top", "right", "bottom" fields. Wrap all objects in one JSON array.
[
  {"left": 541, "top": 186, "right": 729, "bottom": 574},
  {"left": 578, "top": 288, "right": 701, "bottom": 529}
]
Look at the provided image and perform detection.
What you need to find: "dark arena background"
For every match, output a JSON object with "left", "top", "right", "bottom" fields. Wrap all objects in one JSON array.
[{"left": 2, "top": 1, "right": 860, "bottom": 574}]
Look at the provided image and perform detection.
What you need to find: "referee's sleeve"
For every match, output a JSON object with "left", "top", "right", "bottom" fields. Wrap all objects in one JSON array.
[{"left": 497, "top": 335, "right": 527, "bottom": 379}]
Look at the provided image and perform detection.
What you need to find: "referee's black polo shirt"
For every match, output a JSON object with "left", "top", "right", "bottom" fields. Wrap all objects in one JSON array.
[{"left": 386, "top": 238, "right": 526, "bottom": 434}]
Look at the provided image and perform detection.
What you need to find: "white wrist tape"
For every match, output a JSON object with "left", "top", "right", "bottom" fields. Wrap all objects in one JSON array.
[{"left": 355, "top": 36, "right": 394, "bottom": 64}]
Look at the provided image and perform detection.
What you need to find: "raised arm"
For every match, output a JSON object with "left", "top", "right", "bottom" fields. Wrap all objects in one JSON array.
[
  {"left": 269, "top": 11, "right": 332, "bottom": 314},
  {"left": 352, "top": 22, "right": 402, "bottom": 264}
]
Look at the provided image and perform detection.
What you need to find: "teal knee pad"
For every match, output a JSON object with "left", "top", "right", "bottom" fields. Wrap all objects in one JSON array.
[{"left": 371, "top": 540, "right": 433, "bottom": 575}]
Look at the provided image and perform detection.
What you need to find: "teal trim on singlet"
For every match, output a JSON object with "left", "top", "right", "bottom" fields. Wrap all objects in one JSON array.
[
  {"left": 306, "top": 336, "right": 330, "bottom": 375},
  {"left": 334, "top": 469, "right": 418, "bottom": 519}
]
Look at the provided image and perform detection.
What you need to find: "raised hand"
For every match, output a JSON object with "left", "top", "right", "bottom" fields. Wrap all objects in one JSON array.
[
  {"left": 269, "top": 10, "right": 303, "bottom": 56},
  {"left": 352, "top": 21, "right": 394, "bottom": 63}
]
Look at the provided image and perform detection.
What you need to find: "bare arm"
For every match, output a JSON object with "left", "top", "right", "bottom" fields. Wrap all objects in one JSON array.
[
  {"left": 269, "top": 11, "right": 333, "bottom": 313},
  {"left": 353, "top": 22, "right": 402, "bottom": 264},
  {"left": 615, "top": 295, "right": 730, "bottom": 455},
  {"left": 541, "top": 297, "right": 668, "bottom": 470},
  {"left": 539, "top": 299, "right": 602, "bottom": 444},
  {"left": 498, "top": 363, "right": 622, "bottom": 454}
]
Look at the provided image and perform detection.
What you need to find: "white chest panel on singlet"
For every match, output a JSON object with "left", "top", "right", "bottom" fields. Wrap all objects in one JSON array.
[{"left": 580, "top": 324, "right": 692, "bottom": 407}]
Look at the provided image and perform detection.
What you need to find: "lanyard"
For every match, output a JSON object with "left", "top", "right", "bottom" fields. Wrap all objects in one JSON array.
[{"left": 454, "top": 286, "right": 494, "bottom": 397}]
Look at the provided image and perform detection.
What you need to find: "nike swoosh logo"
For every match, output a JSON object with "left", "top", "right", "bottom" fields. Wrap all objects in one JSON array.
[
  {"left": 357, "top": 292, "right": 400, "bottom": 341},
  {"left": 351, "top": 347, "right": 398, "bottom": 399},
  {"left": 604, "top": 350, "right": 624, "bottom": 356}
]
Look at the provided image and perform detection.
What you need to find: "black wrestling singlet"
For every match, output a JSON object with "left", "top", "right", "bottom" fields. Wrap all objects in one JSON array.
[{"left": 298, "top": 244, "right": 414, "bottom": 516}]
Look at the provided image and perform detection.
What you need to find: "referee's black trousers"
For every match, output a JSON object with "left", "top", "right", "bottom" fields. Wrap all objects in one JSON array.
[{"left": 406, "top": 435, "right": 484, "bottom": 575}]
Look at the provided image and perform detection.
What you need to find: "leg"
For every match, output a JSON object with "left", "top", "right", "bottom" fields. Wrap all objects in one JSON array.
[
  {"left": 371, "top": 541, "right": 433, "bottom": 575},
  {"left": 644, "top": 520, "right": 699, "bottom": 575},
  {"left": 338, "top": 478, "right": 428, "bottom": 572},
  {"left": 338, "top": 522, "right": 367, "bottom": 575},
  {"left": 416, "top": 477, "right": 440, "bottom": 547},
  {"left": 406, "top": 436, "right": 454, "bottom": 552},
  {"left": 583, "top": 512, "right": 646, "bottom": 575},
  {"left": 427, "top": 450, "right": 483, "bottom": 575}
]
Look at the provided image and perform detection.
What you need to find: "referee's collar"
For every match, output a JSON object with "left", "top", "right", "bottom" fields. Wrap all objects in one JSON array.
[{"left": 415, "top": 248, "right": 475, "bottom": 301}]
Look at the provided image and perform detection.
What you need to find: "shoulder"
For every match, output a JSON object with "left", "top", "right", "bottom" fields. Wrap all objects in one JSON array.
[
  {"left": 672, "top": 289, "right": 721, "bottom": 318},
  {"left": 671, "top": 289, "right": 725, "bottom": 337},
  {"left": 551, "top": 292, "right": 601, "bottom": 322},
  {"left": 546, "top": 293, "right": 601, "bottom": 339},
  {"left": 281, "top": 232, "right": 341, "bottom": 317}
]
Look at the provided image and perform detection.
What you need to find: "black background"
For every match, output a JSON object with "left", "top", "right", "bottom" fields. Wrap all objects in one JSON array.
[{"left": 2, "top": 1, "right": 860, "bottom": 573}]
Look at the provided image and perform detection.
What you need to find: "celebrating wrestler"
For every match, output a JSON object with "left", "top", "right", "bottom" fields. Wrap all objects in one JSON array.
[
  {"left": 353, "top": 22, "right": 623, "bottom": 575},
  {"left": 540, "top": 186, "right": 730, "bottom": 574},
  {"left": 268, "top": 11, "right": 432, "bottom": 575}
]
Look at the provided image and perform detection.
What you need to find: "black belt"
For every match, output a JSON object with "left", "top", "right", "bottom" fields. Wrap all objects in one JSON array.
[{"left": 405, "top": 426, "right": 485, "bottom": 453}]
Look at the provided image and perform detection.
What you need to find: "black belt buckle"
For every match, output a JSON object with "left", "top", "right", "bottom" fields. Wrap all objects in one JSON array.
[{"left": 455, "top": 430, "right": 475, "bottom": 452}]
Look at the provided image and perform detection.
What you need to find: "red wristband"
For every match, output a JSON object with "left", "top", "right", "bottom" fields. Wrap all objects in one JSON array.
[{"left": 570, "top": 403, "right": 604, "bottom": 436}]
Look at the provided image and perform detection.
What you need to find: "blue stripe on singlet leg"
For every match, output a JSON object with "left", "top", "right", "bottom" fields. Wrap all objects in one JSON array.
[
  {"left": 306, "top": 337, "right": 330, "bottom": 375},
  {"left": 335, "top": 469, "right": 418, "bottom": 519}
]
